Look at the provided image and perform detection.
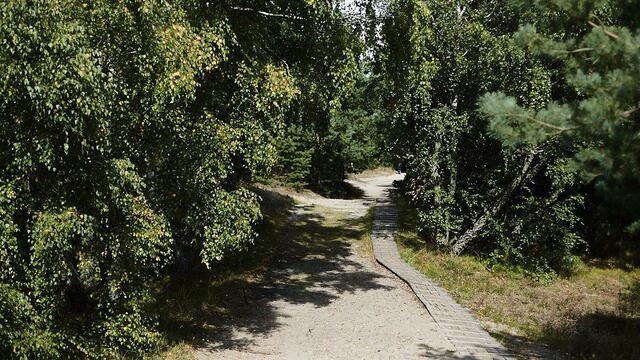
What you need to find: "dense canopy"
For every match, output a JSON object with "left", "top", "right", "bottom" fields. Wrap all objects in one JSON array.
[{"left": 1, "top": 0, "right": 638, "bottom": 358}]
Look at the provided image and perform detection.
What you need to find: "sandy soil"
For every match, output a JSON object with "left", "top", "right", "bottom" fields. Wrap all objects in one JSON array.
[{"left": 195, "top": 173, "right": 455, "bottom": 359}]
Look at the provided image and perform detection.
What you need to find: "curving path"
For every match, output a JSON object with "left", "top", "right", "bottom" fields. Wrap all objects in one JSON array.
[{"left": 195, "top": 172, "right": 512, "bottom": 359}]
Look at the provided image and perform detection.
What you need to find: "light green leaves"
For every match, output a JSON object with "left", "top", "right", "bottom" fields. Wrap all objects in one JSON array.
[
  {"left": 0, "top": 0, "right": 298, "bottom": 356},
  {"left": 199, "top": 188, "right": 262, "bottom": 266},
  {"left": 29, "top": 209, "right": 95, "bottom": 311}
]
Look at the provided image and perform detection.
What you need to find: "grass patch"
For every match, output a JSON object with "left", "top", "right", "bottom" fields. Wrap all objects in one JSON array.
[
  {"left": 356, "top": 207, "right": 375, "bottom": 261},
  {"left": 146, "top": 343, "right": 195, "bottom": 360},
  {"left": 394, "top": 197, "right": 640, "bottom": 359}
]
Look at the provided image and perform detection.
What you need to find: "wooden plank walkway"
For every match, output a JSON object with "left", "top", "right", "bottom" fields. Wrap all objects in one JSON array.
[{"left": 371, "top": 197, "right": 515, "bottom": 359}]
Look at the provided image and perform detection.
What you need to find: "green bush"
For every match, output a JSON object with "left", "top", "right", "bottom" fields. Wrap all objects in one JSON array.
[
  {"left": 378, "top": 0, "right": 586, "bottom": 275},
  {"left": 0, "top": 0, "right": 298, "bottom": 357}
]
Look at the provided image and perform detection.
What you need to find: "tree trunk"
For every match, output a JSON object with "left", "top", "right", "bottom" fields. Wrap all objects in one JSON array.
[{"left": 450, "top": 150, "right": 544, "bottom": 255}]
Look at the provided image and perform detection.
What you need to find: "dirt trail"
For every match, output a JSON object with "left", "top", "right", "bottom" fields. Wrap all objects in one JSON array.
[{"left": 195, "top": 173, "right": 455, "bottom": 359}]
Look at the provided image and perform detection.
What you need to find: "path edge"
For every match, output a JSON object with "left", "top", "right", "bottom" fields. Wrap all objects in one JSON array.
[{"left": 370, "top": 197, "right": 517, "bottom": 359}]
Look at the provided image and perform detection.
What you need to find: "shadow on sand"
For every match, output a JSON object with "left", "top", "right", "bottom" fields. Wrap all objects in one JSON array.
[
  {"left": 310, "top": 180, "right": 366, "bottom": 199},
  {"left": 153, "top": 188, "right": 393, "bottom": 354}
]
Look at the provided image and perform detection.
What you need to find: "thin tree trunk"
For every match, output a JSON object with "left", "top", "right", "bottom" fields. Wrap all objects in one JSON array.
[{"left": 450, "top": 150, "right": 544, "bottom": 255}]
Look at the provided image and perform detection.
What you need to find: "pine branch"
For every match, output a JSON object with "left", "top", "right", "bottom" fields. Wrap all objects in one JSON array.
[
  {"left": 503, "top": 111, "right": 574, "bottom": 133},
  {"left": 588, "top": 20, "right": 620, "bottom": 40},
  {"left": 550, "top": 47, "right": 594, "bottom": 54}
]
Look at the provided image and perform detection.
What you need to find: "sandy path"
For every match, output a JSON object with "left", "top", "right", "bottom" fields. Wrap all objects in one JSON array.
[{"left": 195, "top": 173, "right": 455, "bottom": 359}]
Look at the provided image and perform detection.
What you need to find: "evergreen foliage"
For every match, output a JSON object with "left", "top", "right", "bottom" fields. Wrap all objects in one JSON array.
[
  {"left": 378, "top": 0, "right": 592, "bottom": 274},
  {"left": 377, "top": 0, "right": 638, "bottom": 274},
  {"left": 481, "top": 0, "right": 640, "bottom": 238}
]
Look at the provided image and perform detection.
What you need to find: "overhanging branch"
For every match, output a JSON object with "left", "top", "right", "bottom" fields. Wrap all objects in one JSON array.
[{"left": 230, "top": 6, "right": 304, "bottom": 20}]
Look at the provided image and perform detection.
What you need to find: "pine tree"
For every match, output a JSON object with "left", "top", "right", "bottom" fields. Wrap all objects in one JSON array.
[{"left": 481, "top": 0, "right": 640, "bottom": 235}]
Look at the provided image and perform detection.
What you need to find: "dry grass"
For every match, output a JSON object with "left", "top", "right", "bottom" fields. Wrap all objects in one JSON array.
[
  {"left": 149, "top": 343, "right": 195, "bottom": 360},
  {"left": 255, "top": 182, "right": 322, "bottom": 200},
  {"left": 355, "top": 207, "right": 375, "bottom": 261},
  {"left": 395, "top": 198, "right": 640, "bottom": 359}
]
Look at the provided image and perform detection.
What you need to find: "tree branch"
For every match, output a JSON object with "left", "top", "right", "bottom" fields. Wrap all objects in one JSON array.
[
  {"left": 550, "top": 47, "right": 594, "bottom": 54},
  {"left": 504, "top": 111, "right": 574, "bottom": 133},
  {"left": 588, "top": 20, "right": 619, "bottom": 40},
  {"left": 230, "top": 6, "right": 304, "bottom": 20},
  {"left": 622, "top": 106, "right": 640, "bottom": 118}
]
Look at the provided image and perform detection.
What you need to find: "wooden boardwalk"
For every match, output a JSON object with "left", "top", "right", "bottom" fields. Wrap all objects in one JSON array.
[{"left": 371, "top": 197, "right": 515, "bottom": 359}]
